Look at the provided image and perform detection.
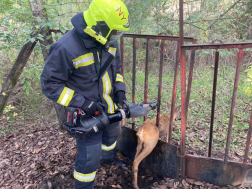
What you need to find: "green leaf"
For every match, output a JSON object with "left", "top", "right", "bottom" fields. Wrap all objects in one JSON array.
[
  {"left": 26, "top": 87, "right": 29, "bottom": 96},
  {"left": 20, "top": 78, "right": 25, "bottom": 84},
  {"left": 37, "top": 36, "right": 44, "bottom": 41},
  {"left": 59, "top": 26, "right": 66, "bottom": 33},
  {"left": 29, "top": 38, "right": 36, "bottom": 43},
  {"left": 9, "top": 25, "right": 14, "bottom": 31}
]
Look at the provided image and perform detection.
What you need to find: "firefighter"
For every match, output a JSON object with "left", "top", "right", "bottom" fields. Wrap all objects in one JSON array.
[{"left": 40, "top": 0, "right": 130, "bottom": 188}]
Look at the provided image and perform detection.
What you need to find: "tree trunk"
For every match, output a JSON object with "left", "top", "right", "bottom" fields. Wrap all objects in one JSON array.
[
  {"left": 30, "top": 0, "right": 65, "bottom": 129},
  {"left": 0, "top": 41, "right": 37, "bottom": 116}
]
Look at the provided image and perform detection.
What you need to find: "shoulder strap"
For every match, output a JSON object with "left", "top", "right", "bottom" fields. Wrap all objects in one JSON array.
[{"left": 98, "top": 53, "right": 115, "bottom": 80}]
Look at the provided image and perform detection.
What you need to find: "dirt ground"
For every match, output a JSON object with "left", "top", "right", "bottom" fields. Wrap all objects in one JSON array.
[{"left": 0, "top": 126, "right": 246, "bottom": 189}]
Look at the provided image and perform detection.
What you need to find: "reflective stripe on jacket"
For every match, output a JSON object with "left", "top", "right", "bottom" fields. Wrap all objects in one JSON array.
[{"left": 40, "top": 13, "right": 125, "bottom": 114}]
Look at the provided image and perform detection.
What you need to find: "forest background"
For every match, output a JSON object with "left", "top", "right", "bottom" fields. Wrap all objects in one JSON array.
[{"left": 1, "top": 0, "right": 252, "bottom": 170}]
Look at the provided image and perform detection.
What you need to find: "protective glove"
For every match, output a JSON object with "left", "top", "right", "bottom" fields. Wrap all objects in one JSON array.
[
  {"left": 81, "top": 99, "right": 97, "bottom": 115},
  {"left": 114, "top": 90, "right": 126, "bottom": 106}
]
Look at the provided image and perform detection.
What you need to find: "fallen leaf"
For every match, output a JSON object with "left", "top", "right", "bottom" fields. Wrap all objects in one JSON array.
[
  {"left": 111, "top": 185, "right": 117, "bottom": 188},
  {"left": 49, "top": 171, "right": 59, "bottom": 175},
  {"left": 193, "top": 181, "right": 204, "bottom": 186},
  {"left": 235, "top": 150, "right": 244, "bottom": 157},
  {"left": 248, "top": 155, "right": 252, "bottom": 160},
  {"left": 148, "top": 176, "right": 153, "bottom": 181},
  {"left": 182, "top": 179, "right": 190, "bottom": 187},
  {"left": 159, "top": 185, "right": 167, "bottom": 189},
  {"left": 173, "top": 181, "right": 179, "bottom": 188},
  {"left": 47, "top": 181, "right": 52, "bottom": 189},
  {"left": 32, "top": 148, "right": 41, "bottom": 153},
  {"left": 116, "top": 184, "right": 122, "bottom": 189}
]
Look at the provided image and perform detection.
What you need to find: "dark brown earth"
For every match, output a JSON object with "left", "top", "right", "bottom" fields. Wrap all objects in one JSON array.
[{"left": 0, "top": 126, "right": 245, "bottom": 189}]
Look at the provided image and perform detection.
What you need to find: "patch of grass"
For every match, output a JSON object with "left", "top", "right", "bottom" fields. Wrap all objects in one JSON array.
[{"left": 0, "top": 53, "right": 55, "bottom": 135}]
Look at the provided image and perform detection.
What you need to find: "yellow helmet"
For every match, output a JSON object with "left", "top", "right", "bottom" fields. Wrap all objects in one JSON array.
[{"left": 84, "top": 0, "right": 130, "bottom": 45}]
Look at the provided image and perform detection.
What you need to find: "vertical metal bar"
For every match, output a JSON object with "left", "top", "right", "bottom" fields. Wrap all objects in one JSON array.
[
  {"left": 156, "top": 41, "right": 165, "bottom": 127},
  {"left": 243, "top": 111, "right": 252, "bottom": 164},
  {"left": 179, "top": 0, "right": 186, "bottom": 178},
  {"left": 120, "top": 37, "right": 126, "bottom": 127},
  {"left": 132, "top": 38, "right": 137, "bottom": 130},
  {"left": 120, "top": 37, "right": 125, "bottom": 78},
  {"left": 120, "top": 36, "right": 125, "bottom": 126},
  {"left": 224, "top": 49, "right": 244, "bottom": 164},
  {"left": 208, "top": 51, "right": 219, "bottom": 157},
  {"left": 168, "top": 43, "right": 180, "bottom": 143},
  {"left": 179, "top": 0, "right": 184, "bottom": 46},
  {"left": 186, "top": 39, "right": 196, "bottom": 116},
  {"left": 180, "top": 48, "right": 186, "bottom": 177},
  {"left": 144, "top": 39, "right": 150, "bottom": 122}
]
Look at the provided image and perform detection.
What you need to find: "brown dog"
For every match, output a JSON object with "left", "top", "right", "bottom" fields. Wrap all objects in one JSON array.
[{"left": 132, "top": 106, "right": 181, "bottom": 189}]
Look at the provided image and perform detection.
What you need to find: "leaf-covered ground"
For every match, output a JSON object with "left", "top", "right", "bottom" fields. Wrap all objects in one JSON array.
[{"left": 0, "top": 126, "right": 246, "bottom": 189}]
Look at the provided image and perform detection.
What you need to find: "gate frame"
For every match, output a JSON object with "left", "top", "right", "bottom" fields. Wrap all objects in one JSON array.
[
  {"left": 177, "top": 0, "right": 252, "bottom": 184},
  {"left": 118, "top": 32, "right": 252, "bottom": 187},
  {"left": 117, "top": 0, "right": 252, "bottom": 184}
]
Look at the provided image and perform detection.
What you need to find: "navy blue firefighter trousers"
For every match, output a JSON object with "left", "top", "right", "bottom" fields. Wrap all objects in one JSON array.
[{"left": 74, "top": 121, "right": 121, "bottom": 189}]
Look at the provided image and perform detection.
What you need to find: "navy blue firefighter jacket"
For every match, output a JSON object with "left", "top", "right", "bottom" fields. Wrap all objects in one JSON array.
[{"left": 40, "top": 13, "right": 125, "bottom": 114}]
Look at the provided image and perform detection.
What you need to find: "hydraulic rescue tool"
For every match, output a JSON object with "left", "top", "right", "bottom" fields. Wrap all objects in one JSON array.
[{"left": 64, "top": 101, "right": 157, "bottom": 138}]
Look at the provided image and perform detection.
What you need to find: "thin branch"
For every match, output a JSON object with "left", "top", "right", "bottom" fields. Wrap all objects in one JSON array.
[
  {"left": 189, "top": 23, "right": 205, "bottom": 30},
  {"left": 183, "top": 17, "right": 242, "bottom": 31},
  {"left": 205, "top": 0, "right": 242, "bottom": 31}
]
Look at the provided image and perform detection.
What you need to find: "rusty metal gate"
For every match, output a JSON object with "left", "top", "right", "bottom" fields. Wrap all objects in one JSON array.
[
  {"left": 116, "top": 0, "right": 252, "bottom": 186},
  {"left": 116, "top": 33, "right": 252, "bottom": 188}
]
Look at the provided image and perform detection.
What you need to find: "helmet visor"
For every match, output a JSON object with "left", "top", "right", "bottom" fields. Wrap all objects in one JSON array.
[{"left": 107, "top": 30, "right": 124, "bottom": 45}]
